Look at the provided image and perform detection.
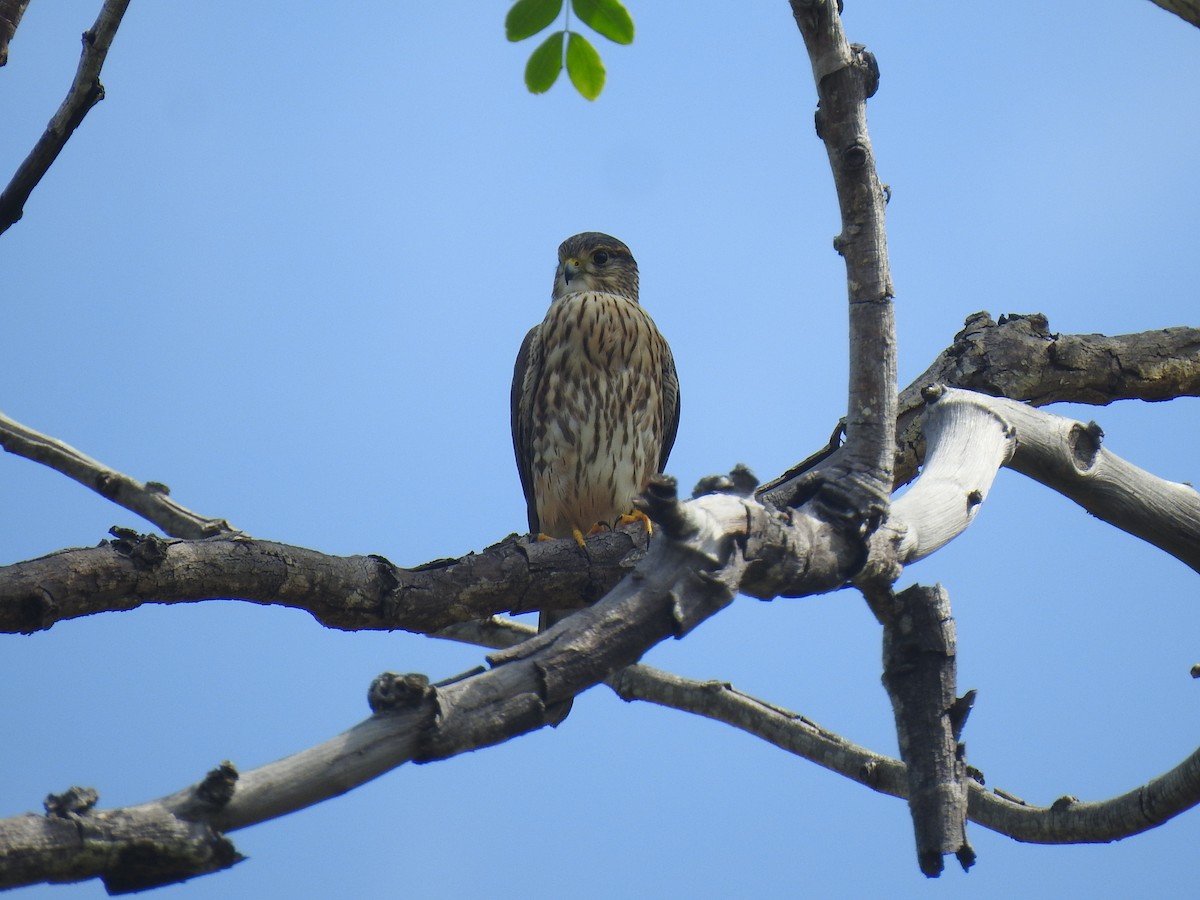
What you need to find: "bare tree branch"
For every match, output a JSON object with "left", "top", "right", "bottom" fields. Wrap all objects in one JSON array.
[
  {"left": 1148, "top": 0, "right": 1200, "bottom": 28},
  {"left": 790, "top": 0, "right": 897, "bottom": 527},
  {"left": 0, "top": 527, "right": 650, "bottom": 635},
  {"left": 0, "top": 785, "right": 240, "bottom": 894},
  {"left": 0, "top": 410, "right": 237, "bottom": 540},
  {"left": 7, "top": 464, "right": 1199, "bottom": 892},
  {"left": 760, "top": 314, "right": 1200, "bottom": 506},
  {"left": 7, "top": 375, "right": 1197, "bottom": 634},
  {"left": 887, "top": 313, "right": 1200, "bottom": 491},
  {"left": 877, "top": 584, "right": 974, "bottom": 876},
  {"left": 0, "top": 490, "right": 759, "bottom": 891},
  {"left": 907, "top": 314, "right": 1200, "bottom": 408},
  {"left": 608, "top": 660, "right": 1200, "bottom": 845},
  {"left": 868, "top": 384, "right": 1014, "bottom": 569},
  {"left": 0, "top": 0, "right": 131, "bottom": 235},
  {"left": 987, "top": 391, "right": 1200, "bottom": 573},
  {"left": 869, "top": 386, "right": 1200, "bottom": 573},
  {"left": 0, "top": 0, "right": 29, "bottom": 66}
]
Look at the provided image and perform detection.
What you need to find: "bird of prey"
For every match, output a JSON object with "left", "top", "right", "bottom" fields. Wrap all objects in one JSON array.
[{"left": 511, "top": 231, "right": 680, "bottom": 631}]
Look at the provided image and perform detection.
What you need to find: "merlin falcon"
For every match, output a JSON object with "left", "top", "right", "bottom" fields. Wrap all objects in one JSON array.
[{"left": 511, "top": 232, "right": 680, "bottom": 627}]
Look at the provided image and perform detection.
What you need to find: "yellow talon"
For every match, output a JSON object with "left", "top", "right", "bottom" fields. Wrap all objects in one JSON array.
[
  {"left": 616, "top": 509, "right": 654, "bottom": 535},
  {"left": 542, "top": 514, "right": 650, "bottom": 549},
  {"left": 534, "top": 530, "right": 589, "bottom": 547}
]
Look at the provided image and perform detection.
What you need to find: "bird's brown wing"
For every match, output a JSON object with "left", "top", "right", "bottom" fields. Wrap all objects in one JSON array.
[
  {"left": 510, "top": 323, "right": 543, "bottom": 534},
  {"left": 657, "top": 340, "right": 681, "bottom": 473}
]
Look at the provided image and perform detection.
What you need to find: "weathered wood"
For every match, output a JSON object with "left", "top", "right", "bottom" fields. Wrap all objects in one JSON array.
[{"left": 878, "top": 584, "right": 973, "bottom": 876}]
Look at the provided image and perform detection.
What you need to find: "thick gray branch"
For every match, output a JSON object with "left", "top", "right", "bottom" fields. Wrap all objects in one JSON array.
[
  {"left": 0, "top": 794, "right": 239, "bottom": 895},
  {"left": 0, "top": 0, "right": 131, "bottom": 235},
  {"left": 0, "top": 522, "right": 739, "bottom": 888},
  {"left": 878, "top": 584, "right": 973, "bottom": 876}
]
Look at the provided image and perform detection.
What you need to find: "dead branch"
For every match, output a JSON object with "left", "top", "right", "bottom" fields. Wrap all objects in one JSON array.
[
  {"left": 0, "top": 0, "right": 29, "bottom": 66},
  {"left": 610, "top": 660, "right": 1200, "bottom": 844},
  {"left": 0, "top": 0, "right": 131, "bottom": 235},
  {"left": 760, "top": 313, "right": 1200, "bottom": 506},
  {"left": 974, "top": 390, "right": 1200, "bottom": 573},
  {"left": 6, "top": 372, "right": 1198, "bottom": 634},
  {"left": 790, "top": 0, "right": 897, "bottom": 529},
  {"left": 877, "top": 584, "right": 974, "bottom": 876},
  {"left": 0, "top": 410, "right": 237, "bottom": 539},
  {"left": 865, "top": 385, "right": 1014, "bottom": 572},
  {"left": 0, "top": 527, "right": 651, "bottom": 635},
  {"left": 0, "top": 487, "right": 847, "bottom": 891},
  {"left": 1149, "top": 0, "right": 1200, "bottom": 28}
]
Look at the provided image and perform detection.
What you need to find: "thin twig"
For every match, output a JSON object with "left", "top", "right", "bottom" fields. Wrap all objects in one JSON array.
[
  {"left": 606, "top": 656, "right": 1200, "bottom": 845},
  {"left": 0, "top": 410, "right": 236, "bottom": 539},
  {"left": 0, "top": 0, "right": 132, "bottom": 234}
]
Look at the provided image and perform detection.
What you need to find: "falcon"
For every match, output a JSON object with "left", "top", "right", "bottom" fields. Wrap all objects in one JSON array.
[{"left": 511, "top": 232, "right": 680, "bottom": 630}]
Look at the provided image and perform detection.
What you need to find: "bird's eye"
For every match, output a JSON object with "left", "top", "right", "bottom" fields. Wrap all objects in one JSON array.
[{"left": 592, "top": 250, "right": 610, "bottom": 266}]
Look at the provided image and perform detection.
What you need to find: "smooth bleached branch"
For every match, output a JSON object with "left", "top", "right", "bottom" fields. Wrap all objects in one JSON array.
[{"left": 871, "top": 386, "right": 1015, "bottom": 569}]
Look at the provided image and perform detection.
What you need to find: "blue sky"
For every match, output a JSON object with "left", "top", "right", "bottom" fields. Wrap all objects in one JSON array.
[{"left": 3, "top": 2, "right": 1199, "bottom": 897}]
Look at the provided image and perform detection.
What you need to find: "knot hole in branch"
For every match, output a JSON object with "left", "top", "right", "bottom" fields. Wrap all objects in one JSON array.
[{"left": 1069, "top": 421, "right": 1104, "bottom": 471}]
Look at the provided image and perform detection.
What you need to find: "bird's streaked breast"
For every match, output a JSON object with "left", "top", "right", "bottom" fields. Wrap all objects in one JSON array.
[{"left": 528, "top": 291, "right": 668, "bottom": 538}]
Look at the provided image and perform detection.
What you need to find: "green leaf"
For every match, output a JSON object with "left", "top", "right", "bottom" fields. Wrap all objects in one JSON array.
[
  {"left": 525, "top": 31, "right": 565, "bottom": 94},
  {"left": 506, "top": 0, "right": 563, "bottom": 42},
  {"left": 571, "top": 0, "right": 634, "bottom": 44},
  {"left": 566, "top": 32, "right": 605, "bottom": 99}
]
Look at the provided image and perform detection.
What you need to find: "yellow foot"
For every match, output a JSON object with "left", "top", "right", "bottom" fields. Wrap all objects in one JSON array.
[
  {"left": 534, "top": 530, "right": 588, "bottom": 548},
  {"left": 615, "top": 509, "right": 654, "bottom": 536}
]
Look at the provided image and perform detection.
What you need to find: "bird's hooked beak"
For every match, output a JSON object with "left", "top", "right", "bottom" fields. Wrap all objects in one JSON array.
[{"left": 562, "top": 257, "right": 582, "bottom": 285}]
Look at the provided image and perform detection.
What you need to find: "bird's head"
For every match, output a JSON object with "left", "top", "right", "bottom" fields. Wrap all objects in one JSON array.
[{"left": 552, "top": 232, "right": 639, "bottom": 302}]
